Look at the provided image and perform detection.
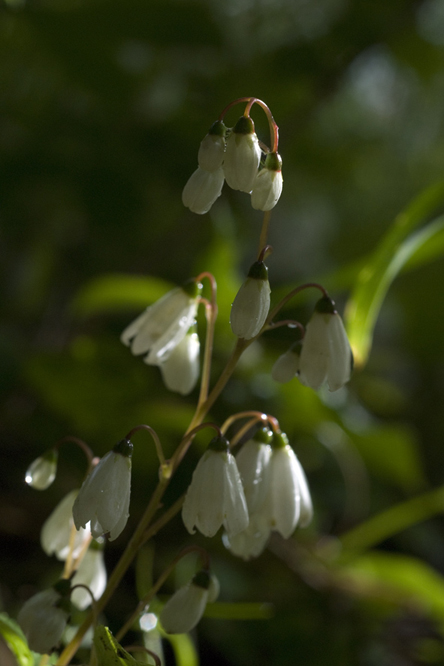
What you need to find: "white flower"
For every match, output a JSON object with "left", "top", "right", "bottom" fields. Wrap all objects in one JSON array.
[
  {"left": 298, "top": 297, "right": 353, "bottom": 392},
  {"left": 223, "top": 514, "right": 270, "bottom": 560},
  {"left": 271, "top": 344, "right": 301, "bottom": 384},
  {"left": 121, "top": 282, "right": 201, "bottom": 364},
  {"left": 197, "top": 121, "right": 226, "bottom": 172},
  {"left": 73, "top": 440, "right": 132, "bottom": 542},
  {"left": 251, "top": 153, "right": 283, "bottom": 211},
  {"left": 235, "top": 427, "right": 272, "bottom": 513},
  {"left": 18, "top": 581, "right": 71, "bottom": 654},
  {"left": 71, "top": 546, "right": 107, "bottom": 610},
  {"left": 223, "top": 116, "right": 261, "bottom": 193},
  {"left": 158, "top": 325, "right": 200, "bottom": 395},
  {"left": 230, "top": 261, "right": 271, "bottom": 340},
  {"left": 182, "top": 436, "right": 249, "bottom": 538},
  {"left": 41, "top": 490, "right": 91, "bottom": 561},
  {"left": 263, "top": 433, "right": 313, "bottom": 539},
  {"left": 182, "top": 166, "right": 224, "bottom": 214},
  {"left": 25, "top": 449, "right": 58, "bottom": 490},
  {"left": 160, "top": 570, "right": 218, "bottom": 634}
]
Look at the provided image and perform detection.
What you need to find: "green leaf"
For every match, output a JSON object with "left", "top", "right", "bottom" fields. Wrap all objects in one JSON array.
[
  {"left": 70, "top": 274, "right": 174, "bottom": 317},
  {"left": 0, "top": 613, "right": 33, "bottom": 666},
  {"left": 345, "top": 181, "right": 444, "bottom": 367},
  {"left": 93, "top": 626, "right": 146, "bottom": 666}
]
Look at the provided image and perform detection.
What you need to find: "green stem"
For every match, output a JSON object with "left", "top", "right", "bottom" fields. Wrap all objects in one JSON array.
[{"left": 338, "top": 485, "right": 444, "bottom": 556}]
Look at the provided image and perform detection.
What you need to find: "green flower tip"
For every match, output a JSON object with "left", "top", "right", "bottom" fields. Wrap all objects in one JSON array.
[
  {"left": 182, "top": 279, "right": 203, "bottom": 298},
  {"left": 192, "top": 569, "right": 211, "bottom": 590},
  {"left": 113, "top": 439, "right": 133, "bottom": 458},
  {"left": 253, "top": 426, "right": 273, "bottom": 445},
  {"left": 233, "top": 115, "right": 255, "bottom": 135},
  {"left": 314, "top": 296, "right": 336, "bottom": 315},
  {"left": 208, "top": 434, "right": 229, "bottom": 453},
  {"left": 264, "top": 152, "right": 282, "bottom": 171},
  {"left": 208, "top": 120, "right": 227, "bottom": 137},
  {"left": 247, "top": 260, "right": 268, "bottom": 281},
  {"left": 272, "top": 432, "right": 289, "bottom": 449}
]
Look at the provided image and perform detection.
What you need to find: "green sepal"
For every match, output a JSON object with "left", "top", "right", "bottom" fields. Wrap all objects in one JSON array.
[
  {"left": 113, "top": 439, "right": 133, "bottom": 458},
  {"left": 208, "top": 435, "right": 229, "bottom": 453},
  {"left": 192, "top": 569, "right": 211, "bottom": 590},
  {"left": 314, "top": 296, "right": 336, "bottom": 315},
  {"left": 253, "top": 426, "right": 273, "bottom": 445},
  {"left": 233, "top": 115, "right": 255, "bottom": 135},
  {"left": 247, "top": 261, "right": 268, "bottom": 281},
  {"left": 272, "top": 432, "right": 289, "bottom": 450},
  {"left": 264, "top": 152, "right": 282, "bottom": 171},
  {"left": 208, "top": 120, "right": 226, "bottom": 137},
  {"left": 182, "top": 279, "right": 202, "bottom": 298}
]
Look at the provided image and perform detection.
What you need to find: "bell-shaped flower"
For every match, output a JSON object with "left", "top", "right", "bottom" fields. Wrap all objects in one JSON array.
[
  {"left": 223, "top": 513, "right": 271, "bottom": 560},
  {"left": 298, "top": 296, "right": 353, "bottom": 392},
  {"left": 182, "top": 166, "right": 224, "bottom": 215},
  {"left": 271, "top": 343, "right": 301, "bottom": 384},
  {"left": 235, "top": 426, "right": 272, "bottom": 513},
  {"left": 41, "top": 489, "right": 91, "bottom": 561},
  {"left": 230, "top": 260, "right": 271, "bottom": 340},
  {"left": 182, "top": 435, "right": 249, "bottom": 538},
  {"left": 263, "top": 433, "right": 313, "bottom": 539},
  {"left": 71, "top": 543, "right": 107, "bottom": 610},
  {"left": 160, "top": 569, "right": 219, "bottom": 634},
  {"left": 197, "top": 120, "right": 226, "bottom": 172},
  {"left": 157, "top": 323, "right": 200, "bottom": 395},
  {"left": 251, "top": 152, "right": 283, "bottom": 211},
  {"left": 25, "top": 449, "right": 58, "bottom": 490},
  {"left": 73, "top": 439, "right": 132, "bottom": 542},
  {"left": 223, "top": 116, "right": 261, "bottom": 193},
  {"left": 121, "top": 281, "right": 202, "bottom": 364},
  {"left": 18, "top": 579, "right": 71, "bottom": 654}
]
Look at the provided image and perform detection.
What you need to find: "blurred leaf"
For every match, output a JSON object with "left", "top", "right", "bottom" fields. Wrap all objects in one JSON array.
[
  {"left": 203, "top": 602, "right": 274, "bottom": 620},
  {"left": 163, "top": 632, "right": 198, "bottom": 666},
  {"left": 0, "top": 613, "right": 33, "bottom": 666},
  {"left": 93, "top": 625, "right": 145, "bottom": 665},
  {"left": 345, "top": 181, "right": 444, "bottom": 367},
  {"left": 70, "top": 274, "right": 174, "bottom": 317}
]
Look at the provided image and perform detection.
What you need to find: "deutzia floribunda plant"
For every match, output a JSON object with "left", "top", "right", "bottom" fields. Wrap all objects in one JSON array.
[
  {"left": 73, "top": 439, "right": 132, "bottom": 541},
  {"left": 25, "top": 448, "right": 58, "bottom": 490},
  {"left": 159, "top": 323, "right": 200, "bottom": 395},
  {"left": 160, "top": 569, "right": 219, "bottom": 634},
  {"left": 41, "top": 489, "right": 91, "bottom": 561},
  {"left": 223, "top": 115, "right": 261, "bottom": 193},
  {"left": 18, "top": 579, "right": 71, "bottom": 654},
  {"left": 230, "top": 260, "right": 271, "bottom": 340},
  {"left": 298, "top": 296, "right": 353, "bottom": 392},
  {"left": 121, "top": 280, "right": 202, "bottom": 364},
  {"left": 251, "top": 152, "right": 283, "bottom": 211},
  {"left": 182, "top": 435, "right": 249, "bottom": 538}
]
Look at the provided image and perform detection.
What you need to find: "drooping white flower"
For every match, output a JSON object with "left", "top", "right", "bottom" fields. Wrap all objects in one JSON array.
[
  {"left": 73, "top": 440, "right": 132, "bottom": 542},
  {"left": 182, "top": 435, "right": 249, "bottom": 538},
  {"left": 298, "top": 297, "right": 353, "bottom": 392},
  {"left": 160, "top": 570, "right": 219, "bottom": 634},
  {"left": 121, "top": 281, "right": 202, "bottom": 364},
  {"left": 263, "top": 432, "right": 313, "bottom": 539},
  {"left": 182, "top": 166, "right": 224, "bottom": 215},
  {"left": 223, "top": 116, "right": 261, "bottom": 193},
  {"left": 41, "top": 489, "right": 91, "bottom": 561},
  {"left": 271, "top": 343, "right": 301, "bottom": 384},
  {"left": 230, "top": 260, "right": 271, "bottom": 340},
  {"left": 25, "top": 449, "right": 58, "bottom": 490},
  {"left": 197, "top": 120, "right": 226, "bottom": 172},
  {"left": 18, "top": 580, "right": 71, "bottom": 654},
  {"left": 251, "top": 152, "right": 283, "bottom": 211},
  {"left": 158, "top": 324, "right": 200, "bottom": 395},
  {"left": 223, "top": 513, "right": 271, "bottom": 561},
  {"left": 71, "top": 545, "right": 107, "bottom": 610},
  {"left": 235, "top": 426, "right": 272, "bottom": 514}
]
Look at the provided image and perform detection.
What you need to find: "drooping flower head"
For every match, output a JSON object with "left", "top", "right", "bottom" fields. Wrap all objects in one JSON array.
[
  {"left": 160, "top": 569, "right": 219, "bottom": 634},
  {"left": 271, "top": 342, "right": 301, "bottom": 384},
  {"left": 223, "top": 115, "right": 261, "bottom": 193},
  {"left": 121, "top": 280, "right": 202, "bottom": 364},
  {"left": 71, "top": 541, "right": 107, "bottom": 610},
  {"left": 182, "top": 434, "right": 249, "bottom": 538},
  {"left": 251, "top": 152, "right": 283, "bottom": 211},
  {"left": 158, "top": 322, "right": 200, "bottom": 395},
  {"left": 235, "top": 426, "right": 272, "bottom": 514},
  {"left": 18, "top": 579, "right": 72, "bottom": 654},
  {"left": 41, "top": 489, "right": 91, "bottom": 561},
  {"left": 25, "top": 449, "right": 58, "bottom": 490},
  {"left": 197, "top": 120, "right": 227, "bottom": 172},
  {"left": 230, "top": 260, "right": 271, "bottom": 340},
  {"left": 298, "top": 296, "right": 353, "bottom": 392},
  {"left": 73, "top": 439, "right": 133, "bottom": 542}
]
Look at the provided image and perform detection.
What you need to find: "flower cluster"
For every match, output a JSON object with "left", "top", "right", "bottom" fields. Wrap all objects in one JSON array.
[
  {"left": 272, "top": 296, "right": 353, "bottom": 393},
  {"left": 183, "top": 115, "right": 283, "bottom": 215}
]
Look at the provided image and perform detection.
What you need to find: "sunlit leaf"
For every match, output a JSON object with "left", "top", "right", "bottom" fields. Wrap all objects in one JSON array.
[
  {"left": 93, "top": 625, "right": 146, "bottom": 666},
  {"left": 0, "top": 613, "right": 33, "bottom": 666},
  {"left": 345, "top": 181, "right": 444, "bottom": 367}
]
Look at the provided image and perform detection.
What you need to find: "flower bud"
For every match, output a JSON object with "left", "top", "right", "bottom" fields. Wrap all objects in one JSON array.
[
  {"left": 230, "top": 261, "right": 271, "bottom": 340},
  {"left": 18, "top": 580, "right": 71, "bottom": 654},
  {"left": 197, "top": 121, "right": 226, "bottom": 172},
  {"left": 182, "top": 166, "right": 224, "bottom": 214},
  {"left": 251, "top": 152, "right": 283, "bottom": 211},
  {"left": 158, "top": 324, "right": 200, "bottom": 395},
  {"left": 271, "top": 343, "right": 301, "bottom": 384},
  {"left": 223, "top": 116, "right": 261, "bottom": 193},
  {"left": 160, "top": 569, "right": 218, "bottom": 634},
  {"left": 235, "top": 427, "right": 272, "bottom": 513},
  {"left": 25, "top": 449, "right": 58, "bottom": 490}
]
